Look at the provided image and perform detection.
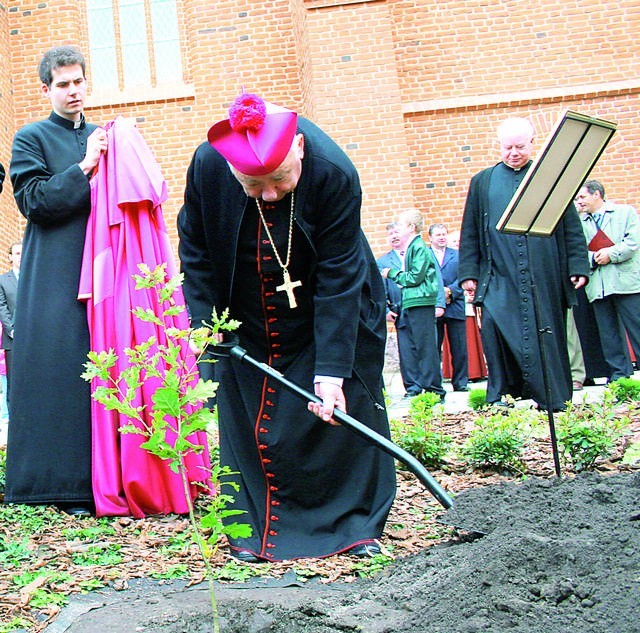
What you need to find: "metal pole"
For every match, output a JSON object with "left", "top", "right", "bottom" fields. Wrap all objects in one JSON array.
[{"left": 526, "top": 235, "right": 563, "bottom": 477}]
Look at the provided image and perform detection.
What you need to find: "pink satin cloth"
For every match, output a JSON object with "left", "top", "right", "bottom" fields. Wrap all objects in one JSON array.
[{"left": 79, "top": 116, "right": 211, "bottom": 517}]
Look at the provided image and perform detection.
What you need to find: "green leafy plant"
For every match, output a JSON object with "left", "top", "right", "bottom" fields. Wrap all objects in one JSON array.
[
  {"left": 349, "top": 552, "right": 395, "bottom": 578},
  {"left": 78, "top": 577, "right": 107, "bottom": 591},
  {"left": 556, "top": 390, "right": 630, "bottom": 471},
  {"left": 62, "top": 520, "right": 117, "bottom": 541},
  {"left": 460, "top": 413, "right": 528, "bottom": 473},
  {"left": 0, "top": 617, "right": 32, "bottom": 633},
  {"left": 622, "top": 441, "right": 640, "bottom": 466},
  {"left": 606, "top": 377, "right": 640, "bottom": 403},
  {"left": 12, "top": 569, "right": 74, "bottom": 610},
  {"left": 0, "top": 537, "right": 32, "bottom": 568},
  {"left": 0, "top": 502, "right": 64, "bottom": 533},
  {"left": 408, "top": 391, "right": 442, "bottom": 420},
  {"left": 82, "top": 264, "right": 250, "bottom": 633},
  {"left": 389, "top": 391, "right": 452, "bottom": 468},
  {"left": 468, "top": 388, "right": 487, "bottom": 410},
  {"left": 71, "top": 544, "right": 123, "bottom": 566},
  {"left": 390, "top": 417, "right": 452, "bottom": 469},
  {"left": 211, "top": 559, "right": 270, "bottom": 582},
  {"left": 150, "top": 564, "right": 190, "bottom": 580}
]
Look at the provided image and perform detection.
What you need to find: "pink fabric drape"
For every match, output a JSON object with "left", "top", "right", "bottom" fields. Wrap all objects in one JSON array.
[{"left": 79, "top": 116, "right": 211, "bottom": 518}]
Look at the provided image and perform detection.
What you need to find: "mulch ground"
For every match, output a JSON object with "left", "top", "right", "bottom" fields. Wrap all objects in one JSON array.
[{"left": 1, "top": 405, "right": 639, "bottom": 632}]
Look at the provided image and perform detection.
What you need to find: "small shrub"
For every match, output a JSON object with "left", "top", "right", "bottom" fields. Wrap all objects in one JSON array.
[
  {"left": 468, "top": 388, "right": 487, "bottom": 411},
  {"left": 556, "top": 391, "right": 630, "bottom": 471},
  {"left": 408, "top": 391, "right": 442, "bottom": 422},
  {"left": 391, "top": 391, "right": 451, "bottom": 468},
  {"left": 387, "top": 391, "right": 452, "bottom": 468},
  {"left": 460, "top": 413, "right": 527, "bottom": 473},
  {"left": 606, "top": 377, "right": 640, "bottom": 403},
  {"left": 391, "top": 417, "right": 452, "bottom": 469}
]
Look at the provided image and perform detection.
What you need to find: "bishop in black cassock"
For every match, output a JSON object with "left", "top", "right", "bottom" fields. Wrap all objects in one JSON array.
[{"left": 178, "top": 94, "right": 396, "bottom": 561}]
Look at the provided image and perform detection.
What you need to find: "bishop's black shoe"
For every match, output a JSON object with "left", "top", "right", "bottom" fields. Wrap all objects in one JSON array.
[
  {"left": 231, "top": 549, "right": 260, "bottom": 563},
  {"left": 348, "top": 540, "right": 381, "bottom": 558}
]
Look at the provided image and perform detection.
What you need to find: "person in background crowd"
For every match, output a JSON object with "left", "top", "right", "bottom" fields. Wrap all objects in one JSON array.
[
  {"left": 574, "top": 179, "right": 640, "bottom": 381},
  {"left": 458, "top": 117, "right": 589, "bottom": 411},
  {"left": 446, "top": 229, "right": 487, "bottom": 381},
  {"left": 566, "top": 307, "right": 586, "bottom": 390},
  {"left": 381, "top": 209, "right": 446, "bottom": 401},
  {"left": 429, "top": 223, "right": 468, "bottom": 392},
  {"left": 377, "top": 222, "right": 422, "bottom": 396},
  {"left": 0, "top": 337, "right": 7, "bottom": 429},
  {"left": 447, "top": 229, "right": 460, "bottom": 249},
  {"left": 0, "top": 241, "right": 22, "bottom": 402},
  {"left": 6, "top": 46, "right": 107, "bottom": 516},
  {"left": 0, "top": 164, "right": 6, "bottom": 431},
  {"left": 178, "top": 92, "right": 396, "bottom": 562}
]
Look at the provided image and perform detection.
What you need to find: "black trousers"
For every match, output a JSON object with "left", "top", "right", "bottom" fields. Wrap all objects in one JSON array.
[
  {"left": 395, "top": 322, "right": 422, "bottom": 394},
  {"left": 437, "top": 316, "right": 468, "bottom": 390},
  {"left": 402, "top": 305, "right": 445, "bottom": 396},
  {"left": 591, "top": 293, "right": 640, "bottom": 380}
]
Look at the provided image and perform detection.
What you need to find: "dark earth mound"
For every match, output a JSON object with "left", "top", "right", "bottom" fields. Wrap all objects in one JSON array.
[{"left": 54, "top": 471, "right": 640, "bottom": 633}]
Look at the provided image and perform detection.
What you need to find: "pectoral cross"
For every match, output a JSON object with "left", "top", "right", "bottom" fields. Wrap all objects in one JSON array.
[{"left": 277, "top": 269, "right": 302, "bottom": 309}]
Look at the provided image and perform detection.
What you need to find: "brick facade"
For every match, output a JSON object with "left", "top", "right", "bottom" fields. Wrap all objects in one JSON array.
[{"left": 1, "top": 0, "right": 639, "bottom": 259}]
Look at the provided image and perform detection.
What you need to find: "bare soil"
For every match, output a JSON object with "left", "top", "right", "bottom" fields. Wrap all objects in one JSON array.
[{"left": 35, "top": 408, "right": 640, "bottom": 633}]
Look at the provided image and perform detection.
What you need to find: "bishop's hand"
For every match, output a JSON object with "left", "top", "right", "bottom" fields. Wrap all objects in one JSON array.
[{"left": 308, "top": 382, "right": 346, "bottom": 426}]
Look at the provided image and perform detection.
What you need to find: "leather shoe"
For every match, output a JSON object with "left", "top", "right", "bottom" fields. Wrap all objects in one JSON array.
[
  {"left": 454, "top": 386, "right": 469, "bottom": 392},
  {"left": 231, "top": 549, "right": 260, "bottom": 563},
  {"left": 348, "top": 541, "right": 381, "bottom": 557},
  {"left": 59, "top": 505, "right": 92, "bottom": 517},
  {"left": 490, "top": 400, "right": 513, "bottom": 409}
]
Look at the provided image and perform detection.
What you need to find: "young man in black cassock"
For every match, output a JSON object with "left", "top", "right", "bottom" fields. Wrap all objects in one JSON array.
[
  {"left": 5, "top": 46, "right": 107, "bottom": 515},
  {"left": 178, "top": 93, "right": 396, "bottom": 562}
]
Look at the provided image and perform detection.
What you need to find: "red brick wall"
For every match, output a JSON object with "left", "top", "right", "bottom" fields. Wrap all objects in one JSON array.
[
  {"left": 1, "top": 0, "right": 639, "bottom": 261},
  {"left": 395, "top": 0, "right": 640, "bottom": 249},
  {"left": 0, "top": 0, "right": 20, "bottom": 251}
]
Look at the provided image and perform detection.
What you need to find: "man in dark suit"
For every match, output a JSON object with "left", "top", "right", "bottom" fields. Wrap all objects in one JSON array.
[
  {"left": 0, "top": 161, "right": 5, "bottom": 192},
  {"left": 429, "top": 223, "right": 469, "bottom": 392},
  {"left": 0, "top": 241, "right": 21, "bottom": 400}
]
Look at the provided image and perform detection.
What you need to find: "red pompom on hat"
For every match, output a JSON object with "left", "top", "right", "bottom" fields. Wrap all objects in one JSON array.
[{"left": 208, "top": 93, "right": 298, "bottom": 176}]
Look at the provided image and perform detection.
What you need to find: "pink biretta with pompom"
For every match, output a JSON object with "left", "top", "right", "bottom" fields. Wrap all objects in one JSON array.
[{"left": 208, "top": 93, "right": 298, "bottom": 176}]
